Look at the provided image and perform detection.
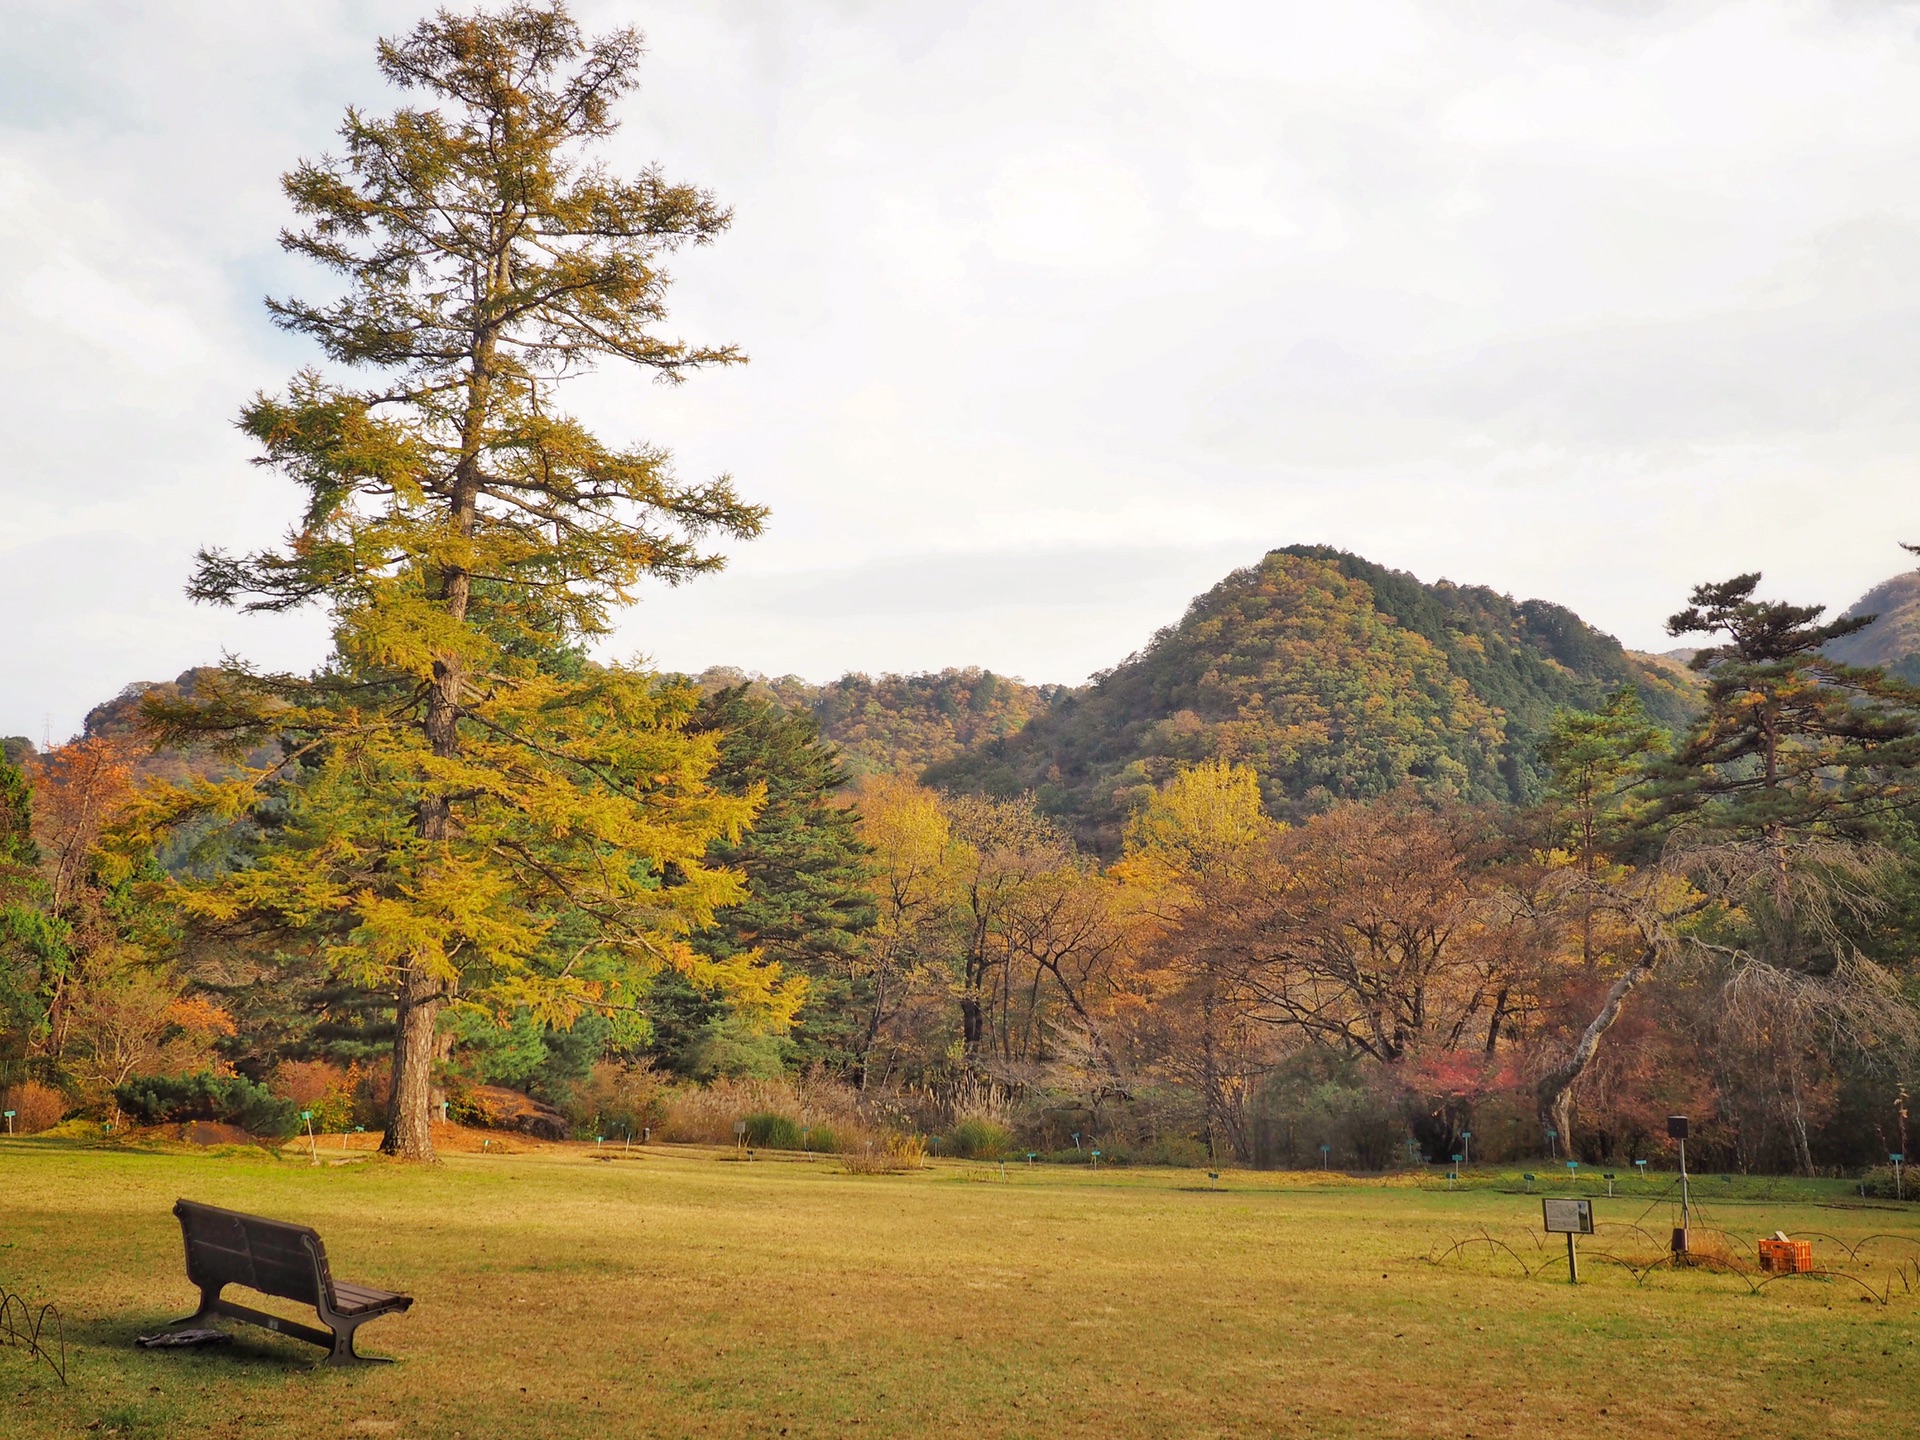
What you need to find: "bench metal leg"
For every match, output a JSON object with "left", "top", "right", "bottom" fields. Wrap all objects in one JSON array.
[
  {"left": 168, "top": 1285, "right": 223, "bottom": 1329},
  {"left": 324, "top": 1315, "right": 394, "bottom": 1366}
]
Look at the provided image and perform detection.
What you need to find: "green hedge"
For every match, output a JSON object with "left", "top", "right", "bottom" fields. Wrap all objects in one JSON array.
[{"left": 112, "top": 1073, "right": 300, "bottom": 1140}]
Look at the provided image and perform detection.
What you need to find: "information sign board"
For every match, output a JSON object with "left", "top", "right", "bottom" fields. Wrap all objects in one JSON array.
[{"left": 1542, "top": 1198, "right": 1594, "bottom": 1235}]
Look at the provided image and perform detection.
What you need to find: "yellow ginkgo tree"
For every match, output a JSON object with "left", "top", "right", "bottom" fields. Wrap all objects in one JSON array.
[{"left": 143, "top": 3, "right": 797, "bottom": 1159}]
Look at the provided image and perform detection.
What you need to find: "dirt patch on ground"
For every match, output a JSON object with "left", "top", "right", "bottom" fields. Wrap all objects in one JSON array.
[
  {"left": 313, "top": 1121, "right": 548, "bottom": 1155},
  {"left": 135, "top": 1121, "right": 265, "bottom": 1147}
]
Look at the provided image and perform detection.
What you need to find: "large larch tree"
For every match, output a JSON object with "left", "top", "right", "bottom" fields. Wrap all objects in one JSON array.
[{"left": 147, "top": 3, "right": 786, "bottom": 1159}]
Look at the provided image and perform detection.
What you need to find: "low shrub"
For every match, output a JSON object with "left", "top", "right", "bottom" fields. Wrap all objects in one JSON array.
[
  {"left": 1860, "top": 1165, "right": 1916, "bottom": 1201},
  {"left": 947, "top": 1117, "right": 1012, "bottom": 1159},
  {"left": 800, "top": 1124, "right": 844, "bottom": 1154},
  {"left": 840, "top": 1131, "right": 927, "bottom": 1174},
  {"left": 561, "top": 1062, "right": 669, "bottom": 1140},
  {"left": 1129, "top": 1135, "right": 1211, "bottom": 1168},
  {"left": 0, "top": 1081, "right": 68, "bottom": 1134},
  {"left": 742, "top": 1112, "right": 804, "bottom": 1150},
  {"left": 268, "top": 1061, "right": 360, "bottom": 1134},
  {"left": 112, "top": 1072, "right": 300, "bottom": 1140},
  {"left": 657, "top": 1073, "right": 873, "bottom": 1145}
]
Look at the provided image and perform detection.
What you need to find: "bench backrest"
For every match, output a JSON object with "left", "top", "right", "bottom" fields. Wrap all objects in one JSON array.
[{"left": 173, "top": 1199, "right": 337, "bottom": 1310}]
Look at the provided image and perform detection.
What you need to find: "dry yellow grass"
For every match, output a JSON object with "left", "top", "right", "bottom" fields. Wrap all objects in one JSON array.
[{"left": 2, "top": 1137, "right": 1916, "bottom": 1438}]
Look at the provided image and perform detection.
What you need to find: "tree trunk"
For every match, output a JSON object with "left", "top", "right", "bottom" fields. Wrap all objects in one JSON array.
[
  {"left": 1535, "top": 943, "right": 1660, "bottom": 1148},
  {"left": 381, "top": 967, "right": 444, "bottom": 1160},
  {"left": 960, "top": 994, "right": 985, "bottom": 1056},
  {"left": 382, "top": 328, "right": 493, "bottom": 1161}
]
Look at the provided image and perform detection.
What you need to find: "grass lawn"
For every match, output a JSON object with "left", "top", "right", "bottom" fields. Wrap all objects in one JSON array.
[{"left": 2, "top": 1137, "right": 1916, "bottom": 1439}]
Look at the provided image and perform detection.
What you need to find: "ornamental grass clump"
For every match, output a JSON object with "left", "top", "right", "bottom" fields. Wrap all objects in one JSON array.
[
  {"left": 947, "top": 1117, "right": 1012, "bottom": 1159},
  {"left": 742, "top": 1112, "right": 804, "bottom": 1150}
]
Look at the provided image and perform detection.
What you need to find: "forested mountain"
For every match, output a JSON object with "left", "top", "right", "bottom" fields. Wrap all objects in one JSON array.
[
  {"left": 1829, "top": 568, "right": 1920, "bottom": 683},
  {"left": 693, "top": 667, "right": 1063, "bottom": 777},
  {"left": 87, "top": 551, "right": 1702, "bottom": 848},
  {"left": 926, "top": 547, "right": 1699, "bottom": 845}
]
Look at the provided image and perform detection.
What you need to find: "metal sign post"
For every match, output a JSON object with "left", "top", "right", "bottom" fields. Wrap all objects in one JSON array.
[
  {"left": 3, "top": 1109, "right": 13, "bottom": 1136},
  {"left": 1668, "top": 1116, "right": 1691, "bottom": 1257},
  {"left": 301, "top": 1110, "right": 317, "bottom": 1165},
  {"left": 1893, "top": 1153, "right": 1905, "bottom": 1202},
  {"left": 1542, "top": 1198, "right": 1594, "bottom": 1284},
  {"left": 1461, "top": 1131, "right": 1472, "bottom": 1166}
]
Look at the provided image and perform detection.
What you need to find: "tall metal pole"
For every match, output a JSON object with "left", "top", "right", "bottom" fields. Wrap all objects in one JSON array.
[
  {"left": 1679, "top": 1135, "right": 1691, "bottom": 1236},
  {"left": 1668, "top": 1115, "right": 1691, "bottom": 1258}
]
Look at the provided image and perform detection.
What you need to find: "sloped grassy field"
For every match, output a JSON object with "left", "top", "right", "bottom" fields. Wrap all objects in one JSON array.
[{"left": 2, "top": 1138, "right": 1916, "bottom": 1439}]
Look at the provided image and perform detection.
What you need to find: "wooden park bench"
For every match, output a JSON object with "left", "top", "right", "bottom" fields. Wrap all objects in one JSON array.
[{"left": 168, "top": 1199, "right": 412, "bottom": 1364}]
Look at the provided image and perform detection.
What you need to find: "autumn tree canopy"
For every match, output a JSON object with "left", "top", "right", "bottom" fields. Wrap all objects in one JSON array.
[{"left": 144, "top": 2, "right": 779, "bottom": 1160}]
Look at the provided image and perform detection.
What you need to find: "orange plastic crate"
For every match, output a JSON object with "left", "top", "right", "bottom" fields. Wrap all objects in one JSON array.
[{"left": 1758, "top": 1238, "right": 1813, "bottom": 1274}]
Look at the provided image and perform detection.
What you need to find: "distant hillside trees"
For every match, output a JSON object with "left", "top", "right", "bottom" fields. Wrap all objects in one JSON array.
[
  {"left": 929, "top": 549, "right": 1695, "bottom": 848},
  {"left": 695, "top": 666, "right": 1060, "bottom": 778}
]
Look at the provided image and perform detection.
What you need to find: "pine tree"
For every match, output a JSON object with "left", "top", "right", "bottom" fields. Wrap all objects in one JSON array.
[
  {"left": 144, "top": 4, "right": 786, "bottom": 1159},
  {"left": 1657, "top": 574, "right": 1920, "bottom": 839},
  {"left": 683, "top": 685, "right": 876, "bottom": 1075},
  {"left": 1539, "top": 686, "right": 1668, "bottom": 966}
]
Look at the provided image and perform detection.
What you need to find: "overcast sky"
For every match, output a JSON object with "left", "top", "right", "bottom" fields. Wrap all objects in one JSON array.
[{"left": 5, "top": 1, "right": 1920, "bottom": 742}]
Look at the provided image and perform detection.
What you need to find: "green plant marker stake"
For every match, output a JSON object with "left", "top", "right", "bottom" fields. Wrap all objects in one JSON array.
[
  {"left": 3, "top": 1110, "right": 13, "bottom": 1136},
  {"left": 1320, "top": 1144, "right": 1331, "bottom": 1171},
  {"left": 1894, "top": 1153, "right": 1906, "bottom": 1202},
  {"left": 1524, "top": 1173, "right": 1535, "bottom": 1193},
  {"left": 1090, "top": 1149, "right": 1100, "bottom": 1168},
  {"left": 1634, "top": 1159, "right": 1647, "bottom": 1181},
  {"left": 302, "top": 1110, "right": 317, "bottom": 1165},
  {"left": 1208, "top": 1170, "right": 1219, "bottom": 1191},
  {"left": 1461, "top": 1131, "right": 1471, "bottom": 1166}
]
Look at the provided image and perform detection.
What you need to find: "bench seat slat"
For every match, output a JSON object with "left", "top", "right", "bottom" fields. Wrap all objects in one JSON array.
[{"left": 330, "top": 1281, "right": 410, "bottom": 1316}]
